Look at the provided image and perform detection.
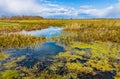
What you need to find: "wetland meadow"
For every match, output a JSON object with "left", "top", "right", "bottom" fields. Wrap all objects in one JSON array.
[{"left": 0, "top": 19, "right": 120, "bottom": 79}]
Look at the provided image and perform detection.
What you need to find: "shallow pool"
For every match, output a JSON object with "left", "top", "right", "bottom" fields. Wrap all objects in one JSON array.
[{"left": 0, "top": 27, "right": 64, "bottom": 68}]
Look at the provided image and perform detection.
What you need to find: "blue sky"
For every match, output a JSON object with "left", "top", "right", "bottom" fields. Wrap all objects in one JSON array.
[{"left": 0, "top": 0, "right": 120, "bottom": 18}]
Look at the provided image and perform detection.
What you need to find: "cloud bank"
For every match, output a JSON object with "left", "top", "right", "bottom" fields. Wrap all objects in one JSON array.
[{"left": 0, "top": 0, "right": 120, "bottom": 18}]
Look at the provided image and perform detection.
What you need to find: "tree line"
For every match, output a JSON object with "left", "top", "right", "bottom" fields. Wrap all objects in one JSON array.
[{"left": 0, "top": 15, "right": 44, "bottom": 20}]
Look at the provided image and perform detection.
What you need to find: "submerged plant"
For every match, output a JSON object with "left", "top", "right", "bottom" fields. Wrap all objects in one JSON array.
[{"left": 0, "top": 70, "right": 19, "bottom": 79}]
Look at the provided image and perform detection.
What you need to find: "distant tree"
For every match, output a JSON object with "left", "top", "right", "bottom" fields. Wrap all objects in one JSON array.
[
  {"left": 20, "top": 16, "right": 44, "bottom": 20},
  {"left": 0, "top": 15, "right": 8, "bottom": 20},
  {"left": 0, "top": 15, "right": 44, "bottom": 20},
  {"left": 10, "top": 16, "right": 22, "bottom": 20},
  {"left": 70, "top": 18, "right": 73, "bottom": 20}
]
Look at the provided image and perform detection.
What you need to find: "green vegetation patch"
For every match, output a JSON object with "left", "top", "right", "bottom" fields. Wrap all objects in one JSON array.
[
  {"left": 38, "top": 42, "right": 120, "bottom": 79},
  {"left": 0, "top": 52, "right": 9, "bottom": 60},
  {"left": 0, "top": 70, "right": 19, "bottom": 79},
  {"left": 0, "top": 42, "right": 119, "bottom": 79}
]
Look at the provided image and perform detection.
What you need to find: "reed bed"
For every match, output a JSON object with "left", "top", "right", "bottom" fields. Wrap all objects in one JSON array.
[
  {"left": 0, "top": 21, "right": 48, "bottom": 33},
  {"left": 64, "top": 23, "right": 120, "bottom": 43},
  {"left": 1, "top": 19, "right": 120, "bottom": 33},
  {"left": 0, "top": 34, "right": 46, "bottom": 49}
]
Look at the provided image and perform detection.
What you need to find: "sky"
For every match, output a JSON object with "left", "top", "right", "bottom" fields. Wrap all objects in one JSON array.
[{"left": 0, "top": 0, "right": 120, "bottom": 18}]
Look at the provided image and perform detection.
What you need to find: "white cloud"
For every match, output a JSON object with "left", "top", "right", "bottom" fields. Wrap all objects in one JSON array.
[
  {"left": 78, "top": 0, "right": 120, "bottom": 18},
  {"left": 0, "top": 0, "right": 49, "bottom": 15},
  {"left": 80, "top": 5, "right": 93, "bottom": 9},
  {"left": 0, "top": 0, "right": 120, "bottom": 18},
  {"left": 106, "top": 2, "right": 120, "bottom": 17},
  {"left": 47, "top": 3, "right": 59, "bottom": 7},
  {"left": 78, "top": 6, "right": 113, "bottom": 17},
  {"left": 0, "top": 0, "right": 77, "bottom": 17}
]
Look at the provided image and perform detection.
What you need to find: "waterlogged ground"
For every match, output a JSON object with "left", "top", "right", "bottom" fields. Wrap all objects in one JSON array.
[
  {"left": 0, "top": 27, "right": 64, "bottom": 68},
  {"left": 0, "top": 24, "right": 120, "bottom": 79}
]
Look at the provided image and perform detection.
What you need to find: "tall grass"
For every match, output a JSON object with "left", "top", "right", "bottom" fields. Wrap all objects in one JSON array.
[
  {"left": 0, "top": 21, "right": 48, "bottom": 33},
  {"left": 1, "top": 19, "right": 120, "bottom": 33},
  {"left": 0, "top": 34, "right": 46, "bottom": 49},
  {"left": 64, "top": 22, "right": 120, "bottom": 43}
]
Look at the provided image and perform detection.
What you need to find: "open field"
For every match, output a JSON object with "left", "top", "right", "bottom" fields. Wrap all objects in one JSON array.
[{"left": 0, "top": 19, "right": 120, "bottom": 32}]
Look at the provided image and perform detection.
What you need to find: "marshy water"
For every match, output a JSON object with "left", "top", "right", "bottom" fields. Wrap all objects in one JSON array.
[
  {"left": 20, "top": 27, "right": 63, "bottom": 37},
  {"left": 0, "top": 23, "right": 119, "bottom": 79},
  {"left": 0, "top": 27, "right": 64, "bottom": 68}
]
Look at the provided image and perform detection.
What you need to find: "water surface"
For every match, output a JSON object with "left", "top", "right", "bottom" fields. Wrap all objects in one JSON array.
[
  {"left": 20, "top": 27, "right": 63, "bottom": 37},
  {"left": 0, "top": 27, "right": 64, "bottom": 68}
]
